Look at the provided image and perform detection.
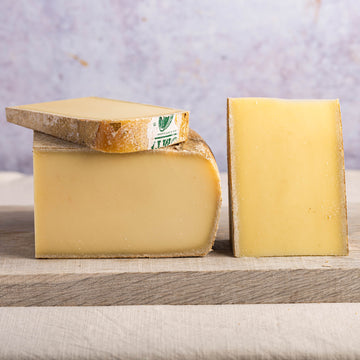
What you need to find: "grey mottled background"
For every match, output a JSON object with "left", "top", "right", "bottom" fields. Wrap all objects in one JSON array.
[{"left": 0, "top": 0, "right": 359, "bottom": 173}]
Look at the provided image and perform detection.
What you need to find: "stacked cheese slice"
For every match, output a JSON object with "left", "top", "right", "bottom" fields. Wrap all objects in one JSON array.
[{"left": 6, "top": 97, "right": 222, "bottom": 258}]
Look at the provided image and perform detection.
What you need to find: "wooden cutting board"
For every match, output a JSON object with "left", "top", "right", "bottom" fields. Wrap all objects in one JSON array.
[{"left": 1, "top": 196, "right": 360, "bottom": 306}]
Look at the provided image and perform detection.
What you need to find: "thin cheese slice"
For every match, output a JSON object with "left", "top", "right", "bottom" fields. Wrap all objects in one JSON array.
[
  {"left": 227, "top": 97, "right": 348, "bottom": 257},
  {"left": 7, "top": 97, "right": 189, "bottom": 153},
  {"left": 33, "top": 130, "right": 221, "bottom": 258}
]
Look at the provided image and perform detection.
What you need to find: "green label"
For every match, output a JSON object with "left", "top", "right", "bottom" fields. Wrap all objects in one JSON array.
[{"left": 148, "top": 114, "right": 179, "bottom": 150}]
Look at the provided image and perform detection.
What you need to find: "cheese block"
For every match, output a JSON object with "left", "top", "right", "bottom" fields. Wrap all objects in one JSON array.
[
  {"left": 33, "top": 129, "right": 221, "bottom": 258},
  {"left": 7, "top": 97, "right": 189, "bottom": 153},
  {"left": 227, "top": 97, "right": 348, "bottom": 257}
]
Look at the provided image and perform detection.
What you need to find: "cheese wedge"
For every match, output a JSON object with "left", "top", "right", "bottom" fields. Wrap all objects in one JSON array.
[
  {"left": 227, "top": 98, "right": 348, "bottom": 257},
  {"left": 7, "top": 97, "right": 189, "bottom": 153},
  {"left": 33, "top": 130, "right": 221, "bottom": 258}
]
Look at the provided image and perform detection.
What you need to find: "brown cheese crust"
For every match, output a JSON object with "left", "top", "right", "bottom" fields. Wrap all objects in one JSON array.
[
  {"left": 226, "top": 98, "right": 236, "bottom": 256},
  {"left": 336, "top": 101, "right": 349, "bottom": 255}
]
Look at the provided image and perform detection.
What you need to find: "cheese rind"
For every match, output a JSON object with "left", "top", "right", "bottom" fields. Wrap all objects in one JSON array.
[
  {"left": 33, "top": 130, "right": 221, "bottom": 258},
  {"left": 228, "top": 98, "right": 348, "bottom": 257},
  {"left": 7, "top": 97, "right": 189, "bottom": 153}
]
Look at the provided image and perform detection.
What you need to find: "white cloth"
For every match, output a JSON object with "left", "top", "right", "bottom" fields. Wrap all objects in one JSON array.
[{"left": 1, "top": 304, "right": 360, "bottom": 359}]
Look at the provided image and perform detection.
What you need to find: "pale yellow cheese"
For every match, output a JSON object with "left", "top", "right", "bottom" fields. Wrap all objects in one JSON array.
[
  {"left": 227, "top": 98, "right": 348, "bottom": 257},
  {"left": 33, "top": 130, "right": 221, "bottom": 258},
  {"left": 7, "top": 97, "right": 189, "bottom": 153}
]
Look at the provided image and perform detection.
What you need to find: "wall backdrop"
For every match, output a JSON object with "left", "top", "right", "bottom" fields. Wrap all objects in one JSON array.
[{"left": 1, "top": 0, "right": 359, "bottom": 173}]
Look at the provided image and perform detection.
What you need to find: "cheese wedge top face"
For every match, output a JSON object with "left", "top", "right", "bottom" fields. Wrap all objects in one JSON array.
[
  {"left": 227, "top": 98, "right": 348, "bottom": 257},
  {"left": 33, "top": 129, "right": 221, "bottom": 258},
  {"left": 6, "top": 97, "right": 189, "bottom": 153}
]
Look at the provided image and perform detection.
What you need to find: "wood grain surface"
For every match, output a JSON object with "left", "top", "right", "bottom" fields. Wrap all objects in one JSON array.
[{"left": 1, "top": 192, "right": 360, "bottom": 306}]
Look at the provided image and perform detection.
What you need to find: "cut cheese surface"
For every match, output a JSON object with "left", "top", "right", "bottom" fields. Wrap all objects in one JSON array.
[
  {"left": 227, "top": 98, "right": 348, "bottom": 257},
  {"left": 11, "top": 97, "right": 183, "bottom": 120},
  {"left": 7, "top": 97, "right": 189, "bottom": 153},
  {"left": 33, "top": 130, "right": 221, "bottom": 258}
]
